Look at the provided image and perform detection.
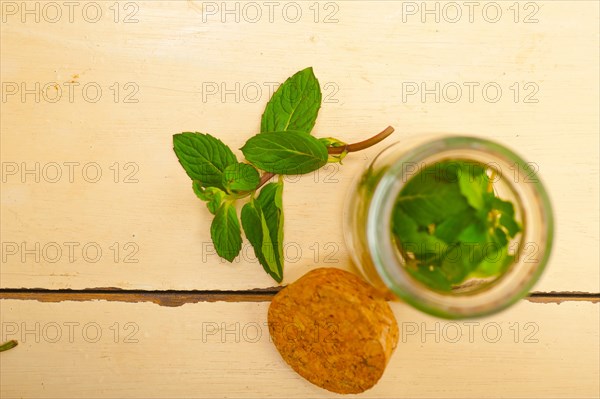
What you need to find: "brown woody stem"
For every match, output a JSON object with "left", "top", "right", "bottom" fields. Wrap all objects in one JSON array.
[
  {"left": 327, "top": 125, "right": 395, "bottom": 154},
  {"left": 0, "top": 340, "right": 17, "bottom": 352},
  {"left": 258, "top": 171, "right": 275, "bottom": 187}
]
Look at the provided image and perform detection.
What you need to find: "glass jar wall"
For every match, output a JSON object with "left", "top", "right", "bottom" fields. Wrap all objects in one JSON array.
[{"left": 344, "top": 136, "right": 553, "bottom": 319}]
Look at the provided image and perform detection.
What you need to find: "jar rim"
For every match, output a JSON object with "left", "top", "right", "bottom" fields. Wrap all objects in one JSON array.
[{"left": 367, "top": 136, "right": 554, "bottom": 319}]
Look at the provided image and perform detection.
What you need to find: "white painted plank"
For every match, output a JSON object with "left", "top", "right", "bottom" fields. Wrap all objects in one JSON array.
[
  {"left": 0, "top": 299, "right": 598, "bottom": 398},
  {"left": 1, "top": 1, "right": 598, "bottom": 291}
]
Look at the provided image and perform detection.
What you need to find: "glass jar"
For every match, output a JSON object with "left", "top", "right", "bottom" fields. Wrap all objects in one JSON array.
[{"left": 344, "top": 135, "right": 554, "bottom": 319}]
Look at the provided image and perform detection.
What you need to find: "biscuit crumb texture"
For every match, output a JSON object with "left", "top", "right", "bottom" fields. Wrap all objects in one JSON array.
[{"left": 268, "top": 268, "right": 399, "bottom": 394}]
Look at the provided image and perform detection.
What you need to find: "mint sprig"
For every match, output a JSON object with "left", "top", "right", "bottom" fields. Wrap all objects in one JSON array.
[{"left": 173, "top": 67, "right": 394, "bottom": 283}]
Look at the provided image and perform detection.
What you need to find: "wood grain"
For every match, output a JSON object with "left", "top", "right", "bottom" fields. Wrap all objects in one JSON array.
[
  {"left": 1, "top": 1, "right": 598, "bottom": 293},
  {"left": 1, "top": 299, "right": 598, "bottom": 398}
]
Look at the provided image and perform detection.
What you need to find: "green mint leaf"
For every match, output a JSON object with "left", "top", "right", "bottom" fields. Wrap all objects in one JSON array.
[
  {"left": 490, "top": 197, "right": 515, "bottom": 216},
  {"left": 492, "top": 226, "right": 509, "bottom": 247},
  {"left": 192, "top": 180, "right": 206, "bottom": 200},
  {"left": 440, "top": 243, "right": 482, "bottom": 283},
  {"left": 406, "top": 265, "right": 452, "bottom": 292},
  {"left": 470, "top": 247, "right": 514, "bottom": 278},
  {"left": 257, "top": 182, "right": 284, "bottom": 271},
  {"left": 173, "top": 132, "right": 237, "bottom": 189},
  {"left": 490, "top": 197, "right": 521, "bottom": 237},
  {"left": 241, "top": 131, "right": 328, "bottom": 175},
  {"left": 434, "top": 209, "right": 477, "bottom": 243},
  {"left": 392, "top": 208, "right": 446, "bottom": 263},
  {"left": 241, "top": 199, "right": 283, "bottom": 282},
  {"left": 395, "top": 162, "right": 470, "bottom": 227},
  {"left": 261, "top": 67, "right": 321, "bottom": 134},
  {"left": 457, "top": 220, "right": 487, "bottom": 246},
  {"left": 222, "top": 163, "right": 260, "bottom": 192},
  {"left": 445, "top": 233, "right": 503, "bottom": 283},
  {"left": 210, "top": 201, "right": 242, "bottom": 262},
  {"left": 207, "top": 195, "right": 226, "bottom": 215},
  {"left": 456, "top": 221, "right": 506, "bottom": 270},
  {"left": 499, "top": 214, "right": 521, "bottom": 237},
  {"left": 393, "top": 206, "right": 481, "bottom": 286},
  {"left": 193, "top": 183, "right": 227, "bottom": 215},
  {"left": 458, "top": 162, "right": 489, "bottom": 210}
]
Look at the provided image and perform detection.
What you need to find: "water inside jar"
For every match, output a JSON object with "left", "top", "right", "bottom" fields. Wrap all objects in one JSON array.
[{"left": 390, "top": 158, "right": 523, "bottom": 294}]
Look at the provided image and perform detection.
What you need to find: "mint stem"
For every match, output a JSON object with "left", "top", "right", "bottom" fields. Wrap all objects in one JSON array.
[
  {"left": 0, "top": 340, "right": 18, "bottom": 352},
  {"left": 254, "top": 126, "right": 395, "bottom": 191},
  {"left": 328, "top": 125, "right": 395, "bottom": 154},
  {"left": 258, "top": 171, "right": 275, "bottom": 187}
]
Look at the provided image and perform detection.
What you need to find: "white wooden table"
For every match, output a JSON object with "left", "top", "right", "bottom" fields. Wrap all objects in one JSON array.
[{"left": 1, "top": 1, "right": 598, "bottom": 397}]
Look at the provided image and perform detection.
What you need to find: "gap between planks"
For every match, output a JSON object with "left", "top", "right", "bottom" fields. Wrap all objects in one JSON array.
[{"left": 0, "top": 289, "right": 598, "bottom": 307}]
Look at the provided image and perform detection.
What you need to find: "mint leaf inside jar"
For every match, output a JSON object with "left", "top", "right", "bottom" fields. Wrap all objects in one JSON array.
[{"left": 391, "top": 160, "right": 522, "bottom": 292}]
